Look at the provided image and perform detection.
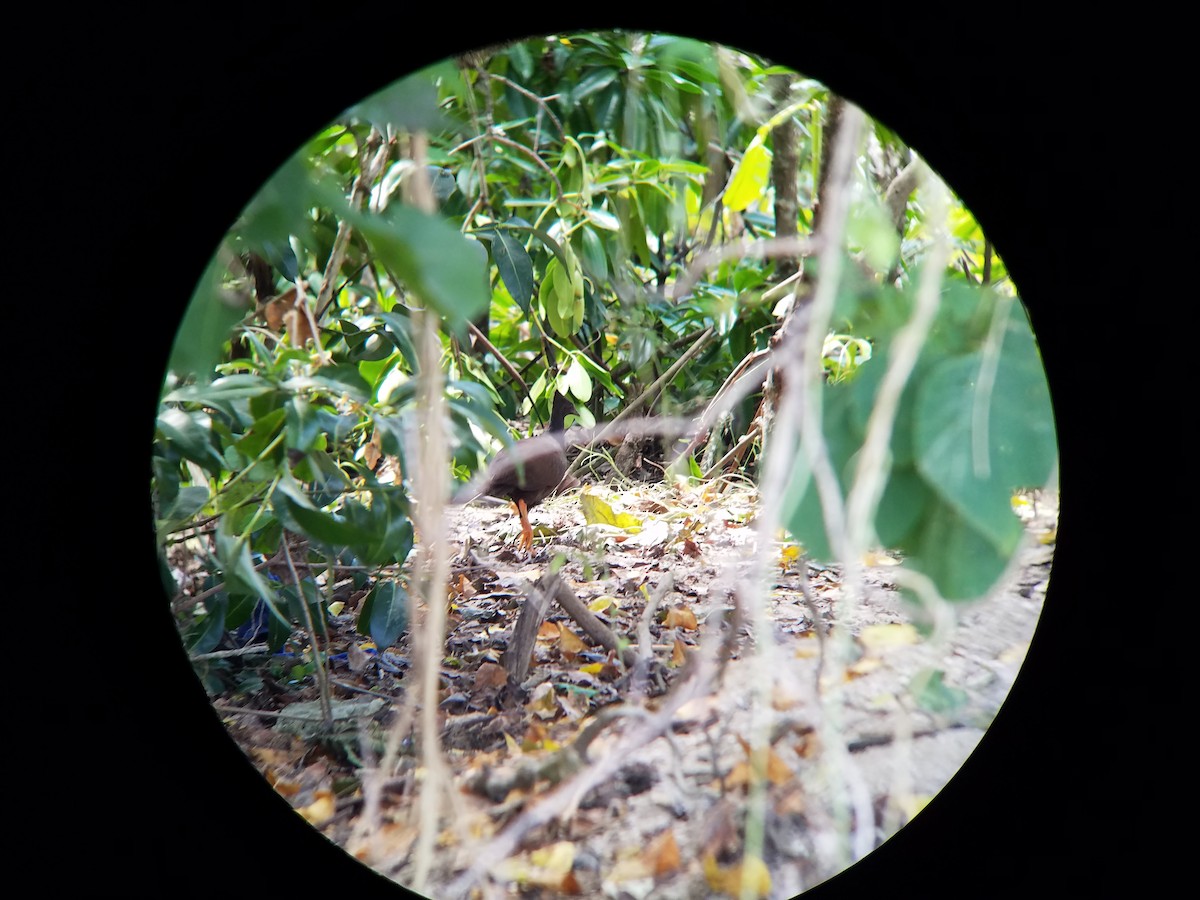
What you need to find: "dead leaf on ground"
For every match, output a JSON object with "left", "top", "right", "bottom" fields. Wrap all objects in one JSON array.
[
  {"left": 663, "top": 606, "right": 698, "bottom": 630},
  {"left": 703, "top": 852, "right": 771, "bottom": 898},
  {"left": 474, "top": 661, "right": 508, "bottom": 690},
  {"left": 644, "top": 828, "right": 681, "bottom": 876}
]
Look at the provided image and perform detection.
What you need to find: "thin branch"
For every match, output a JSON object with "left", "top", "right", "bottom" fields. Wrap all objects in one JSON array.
[
  {"left": 284, "top": 537, "right": 333, "bottom": 724},
  {"left": 466, "top": 320, "right": 530, "bottom": 397},
  {"left": 315, "top": 130, "right": 392, "bottom": 323},
  {"left": 450, "top": 132, "right": 565, "bottom": 200},
  {"left": 669, "top": 235, "right": 822, "bottom": 303},
  {"left": 480, "top": 72, "right": 565, "bottom": 137},
  {"left": 566, "top": 327, "right": 714, "bottom": 479}
]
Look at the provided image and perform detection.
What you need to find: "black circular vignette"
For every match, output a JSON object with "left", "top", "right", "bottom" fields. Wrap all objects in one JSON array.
[{"left": 61, "top": 9, "right": 1147, "bottom": 898}]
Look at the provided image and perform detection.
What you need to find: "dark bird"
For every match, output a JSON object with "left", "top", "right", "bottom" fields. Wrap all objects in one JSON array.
[{"left": 455, "top": 392, "right": 578, "bottom": 551}]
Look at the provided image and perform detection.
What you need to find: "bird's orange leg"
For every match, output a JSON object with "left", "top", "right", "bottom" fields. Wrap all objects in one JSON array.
[{"left": 517, "top": 498, "right": 533, "bottom": 551}]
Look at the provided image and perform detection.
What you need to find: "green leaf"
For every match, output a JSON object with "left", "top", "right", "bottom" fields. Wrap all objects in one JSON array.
[
  {"left": 214, "top": 517, "right": 279, "bottom": 615},
  {"left": 491, "top": 230, "right": 535, "bottom": 313},
  {"left": 236, "top": 407, "right": 286, "bottom": 458},
  {"left": 288, "top": 365, "right": 373, "bottom": 404},
  {"left": 350, "top": 205, "right": 489, "bottom": 327},
  {"left": 911, "top": 668, "right": 968, "bottom": 714},
  {"left": 169, "top": 253, "right": 253, "bottom": 382},
  {"left": 165, "top": 373, "right": 275, "bottom": 404},
  {"left": 375, "top": 311, "right": 420, "bottom": 372},
  {"left": 358, "top": 580, "right": 409, "bottom": 649},
  {"left": 346, "top": 63, "right": 450, "bottom": 133},
  {"left": 285, "top": 396, "right": 322, "bottom": 452},
  {"left": 562, "top": 358, "right": 592, "bottom": 402},
  {"left": 279, "top": 497, "right": 378, "bottom": 549},
  {"left": 159, "top": 485, "right": 210, "bottom": 531},
  {"left": 156, "top": 408, "right": 227, "bottom": 472},
  {"left": 580, "top": 225, "right": 609, "bottom": 283}
]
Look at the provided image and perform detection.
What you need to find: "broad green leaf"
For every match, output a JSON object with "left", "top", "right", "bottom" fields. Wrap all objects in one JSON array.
[
  {"left": 491, "top": 230, "right": 535, "bottom": 313},
  {"left": 350, "top": 205, "right": 489, "bottom": 327},
  {"left": 214, "top": 517, "right": 280, "bottom": 615},
  {"left": 585, "top": 208, "right": 620, "bottom": 231},
  {"left": 170, "top": 254, "right": 253, "bottom": 383},
  {"left": 358, "top": 580, "right": 409, "bottom": 649},
  {"left": 580, "top": 225, "right": 609, "bottom": 283},
  {"left": 563, "top": 359, "right": 592, "bottom": 401},
  {"left": 278, "top": 497, "right": 378, "bottom": 550},
  {"left": 285, "top": 396, "right": 322, "bottom": 452},
  {"left": 156, "top": 408, "right": 227, "bottom": 472},
  {"left": 165, "top": 373, "right": 275, "bottom": 404},
  {"left": 236, "top": 407, "right": 286, "bottom": 458},
  {"left": 375, "top": 311, "right": 420, "bottom": 373},
  {"left": 346, "top": 63, "right": 450, "bottom": 132},
  {"left": 159, "top": 485, "right": 210, "bottom": 531},
  {"left": 911, "top": 668, "right": 968, "bottom": 714},
  {"left": 847, "top": 197, "right": 900, "bottom": 273}
]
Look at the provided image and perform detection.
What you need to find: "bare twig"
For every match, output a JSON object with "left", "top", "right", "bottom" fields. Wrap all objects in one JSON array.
[
  {"left": 466, "top": 319, "right": 530, "bottom": 397},
  {"left": 567, "top": 327, "right": 715, "bottom": 479},
  {"left": 669, "top": 235, "right": 822, "bottom": 303},
  {"left": 450, "top": 132, "right": 565, "bottom": 200},
  {"left": 284, "top": 538, "right": 333, "bottom": 724},
  {"left": 315, "top": 129, "right": 392, "bottom": 323}
]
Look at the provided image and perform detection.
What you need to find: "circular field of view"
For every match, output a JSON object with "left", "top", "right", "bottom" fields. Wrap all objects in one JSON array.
[{"left": 153, "top": 30, "right": 1058, "bottom": 899}]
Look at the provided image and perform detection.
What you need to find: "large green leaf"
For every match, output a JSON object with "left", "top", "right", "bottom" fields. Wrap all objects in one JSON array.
[
  {"left": 490, "top": 230, "right": 535, "bottom": 313},
  {"left": 345, "top": 63, "right": 450, "bottom": 133},
  {"left": 350, "top": 206, "right": 489, "bottom": 327},
  {"left": 165, "top": 373, "right": 275, "bottom": 405},
  {"left": 156, "top": 408, "right": 228, "bottom": 472},
  {"left": 169, "top": 254, "right": 253, "bottom": 383},
  {"left": 781, "top": 275, "right": 1057, "bottom": 602},
  {"left": 358, "top": 580, "right": 409, "bottom": 649},
  {"left": 278, "top": 497, "right": 379, "bottom": 550}
]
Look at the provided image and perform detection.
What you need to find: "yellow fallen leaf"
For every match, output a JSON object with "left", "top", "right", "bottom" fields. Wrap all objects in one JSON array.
[
  {"left": 703, "top": 852, "right": 771, "bottom": 898},
  {"left": 859, "top": 622, "right": 920, "bottom": 650},
  {"left": 297, "top": 789, "right": 335, "bottom": 825},
  {"left": 580, "top": 489, "right": 642, "bottom": 530},
  {"left": 588, "top": 595, "right": 619, "bottom": 614}
]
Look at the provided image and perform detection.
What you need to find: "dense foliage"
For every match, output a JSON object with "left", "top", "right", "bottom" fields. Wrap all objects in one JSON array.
[{"left": 153, "top": 31, "right": 1055, "bottom": 664}]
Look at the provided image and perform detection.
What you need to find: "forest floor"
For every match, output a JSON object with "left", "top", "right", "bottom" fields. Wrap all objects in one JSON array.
[{"left": 194, "top": 482, "right": 1057, "bottom": 899}]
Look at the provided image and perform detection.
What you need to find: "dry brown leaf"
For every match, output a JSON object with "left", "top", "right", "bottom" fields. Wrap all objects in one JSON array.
[
  {"left": 538, "top": 621, "right": 561, "bottom": 641},
  {"left": 284, "top": 302, "right": 316, "bottom": 348},
  {"left": 663, "top": 606, "right": 698, "bottom": 630},
  {"left": 261, "top": 286, "right": 296, "bottom": 332},
  {"left": 364, "top": 428, "right": 382, "bottom": 469},
  {"left": 559, "top": 689, "right": 589, "bottom": 721},
  {"left": 859, "top": 622, "right": 919, "bottom": 651},
  {"left": 347, "top": 641, "right": 372, "bottom": 674},
  {"left": 474, "top": 661, "right": 508, "bottom": 690},
  {"left": 671, "top": 636, "right": 688, "bottom": 668},
  {"left": 558, "top": 626, "right": 585, "bottom": 659},
  {"left": 735, "top": 736, "right": 794, "bottom": 785},
  {"left": 644, "top": 828, "right": 681, "bottom": 876}
]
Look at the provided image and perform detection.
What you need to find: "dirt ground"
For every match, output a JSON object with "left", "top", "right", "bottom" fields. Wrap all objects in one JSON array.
[{"left": 193, "top": 483, "right": 1056, "bottom": 899}]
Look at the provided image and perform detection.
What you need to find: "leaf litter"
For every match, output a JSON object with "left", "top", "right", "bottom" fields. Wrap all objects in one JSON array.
[{"left": 196, "top": 481, "right": 1057, "bottom": 898}]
